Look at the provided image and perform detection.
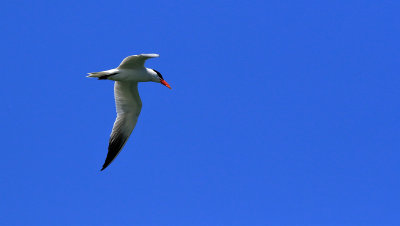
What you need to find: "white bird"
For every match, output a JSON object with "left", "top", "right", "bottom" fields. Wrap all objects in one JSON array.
[{"left": 87, "top": 54, "right": 171, "bottom": 171}]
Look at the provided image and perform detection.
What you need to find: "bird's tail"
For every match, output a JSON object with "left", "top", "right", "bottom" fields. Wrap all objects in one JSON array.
[{"left": 87, "top": 71, "right": 118, "bottom": 80}]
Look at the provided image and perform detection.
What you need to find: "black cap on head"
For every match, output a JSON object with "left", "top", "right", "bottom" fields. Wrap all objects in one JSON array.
[{"left": 152, "top": 69, "right": 164, "bottom": 80}]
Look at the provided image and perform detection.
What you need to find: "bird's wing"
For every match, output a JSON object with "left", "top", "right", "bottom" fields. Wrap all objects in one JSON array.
[
  {"left": 117, "top": 53, "right": 159, "bottom": 69},
  {"left": 101, "top": 81, "right": 142, "bottom": 171}
]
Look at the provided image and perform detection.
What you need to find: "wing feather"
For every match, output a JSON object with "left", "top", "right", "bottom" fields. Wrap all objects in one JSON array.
[
  {"left": 101, "top": 81, "right": 142, "bottom": 171},
  {"left": 117, "top": 53, "right": 159, "bottom": 69}
]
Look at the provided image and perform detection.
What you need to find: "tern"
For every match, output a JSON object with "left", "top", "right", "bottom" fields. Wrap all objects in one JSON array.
[{"left": 87, "top": 54, "right": 171, "bottom": 171}]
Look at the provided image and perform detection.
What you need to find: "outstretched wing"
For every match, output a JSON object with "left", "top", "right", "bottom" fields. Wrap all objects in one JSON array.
[
  {"left": 117, "top": 53, "right": 159, "bottom": 69},
  {"left": 101, "top": 81, "right": 142, "bottom": 171}
]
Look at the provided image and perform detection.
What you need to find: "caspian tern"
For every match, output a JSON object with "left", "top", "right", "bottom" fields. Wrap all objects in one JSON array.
[{"left": 87, "top": 54, "right": 171, "bottom": 171}]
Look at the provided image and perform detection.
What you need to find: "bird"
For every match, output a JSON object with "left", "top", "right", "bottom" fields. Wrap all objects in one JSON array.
[{"left": 87, "top": 54, "right": 171, "bottom": 171}]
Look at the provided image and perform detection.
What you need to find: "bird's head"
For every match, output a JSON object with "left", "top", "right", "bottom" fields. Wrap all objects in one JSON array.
[{"left": 151, "top": 69, "right": 171, "bottom": 89}]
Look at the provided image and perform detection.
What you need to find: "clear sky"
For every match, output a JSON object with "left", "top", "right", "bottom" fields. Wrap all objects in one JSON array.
[{"left": 1, "top": 0, "right": 399, "bottom": 225}]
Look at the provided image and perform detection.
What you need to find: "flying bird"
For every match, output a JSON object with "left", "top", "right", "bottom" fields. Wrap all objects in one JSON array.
[{"left": 87, "top": 54, "right": 171, "bottom": 171}]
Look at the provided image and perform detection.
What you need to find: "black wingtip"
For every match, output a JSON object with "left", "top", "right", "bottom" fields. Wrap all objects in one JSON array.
[
  {"left": 100, "top": 159, "right": 112, "bottom": 171},
  {"left": 100, "top": 132, "right": 127, "bottom": 172},
  {"left": 100, "top": 164, "right": 108, "bottom": 171}
]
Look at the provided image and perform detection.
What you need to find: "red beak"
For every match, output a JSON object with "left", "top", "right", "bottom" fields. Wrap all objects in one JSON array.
[{"left": 160, "top": 79, "right": 172, "bottom": 89}]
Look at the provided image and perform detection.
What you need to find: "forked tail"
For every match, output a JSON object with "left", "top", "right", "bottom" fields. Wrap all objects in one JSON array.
[{"left": 87, "top": 71, "right": 119, "bottom": 80}]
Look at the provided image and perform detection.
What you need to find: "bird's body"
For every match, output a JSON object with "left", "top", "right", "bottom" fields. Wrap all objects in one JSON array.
[
  {"left": 91, "top": 68, "right": 155, "bottom": 82},
  {"left": 87, "top": 54, "right": 171, "bottom": 171}
]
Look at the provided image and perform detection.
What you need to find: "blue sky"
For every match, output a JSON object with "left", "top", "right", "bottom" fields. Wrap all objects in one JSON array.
[{"left": 1, "top": 0, "right": 399, "bottom": 225}]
